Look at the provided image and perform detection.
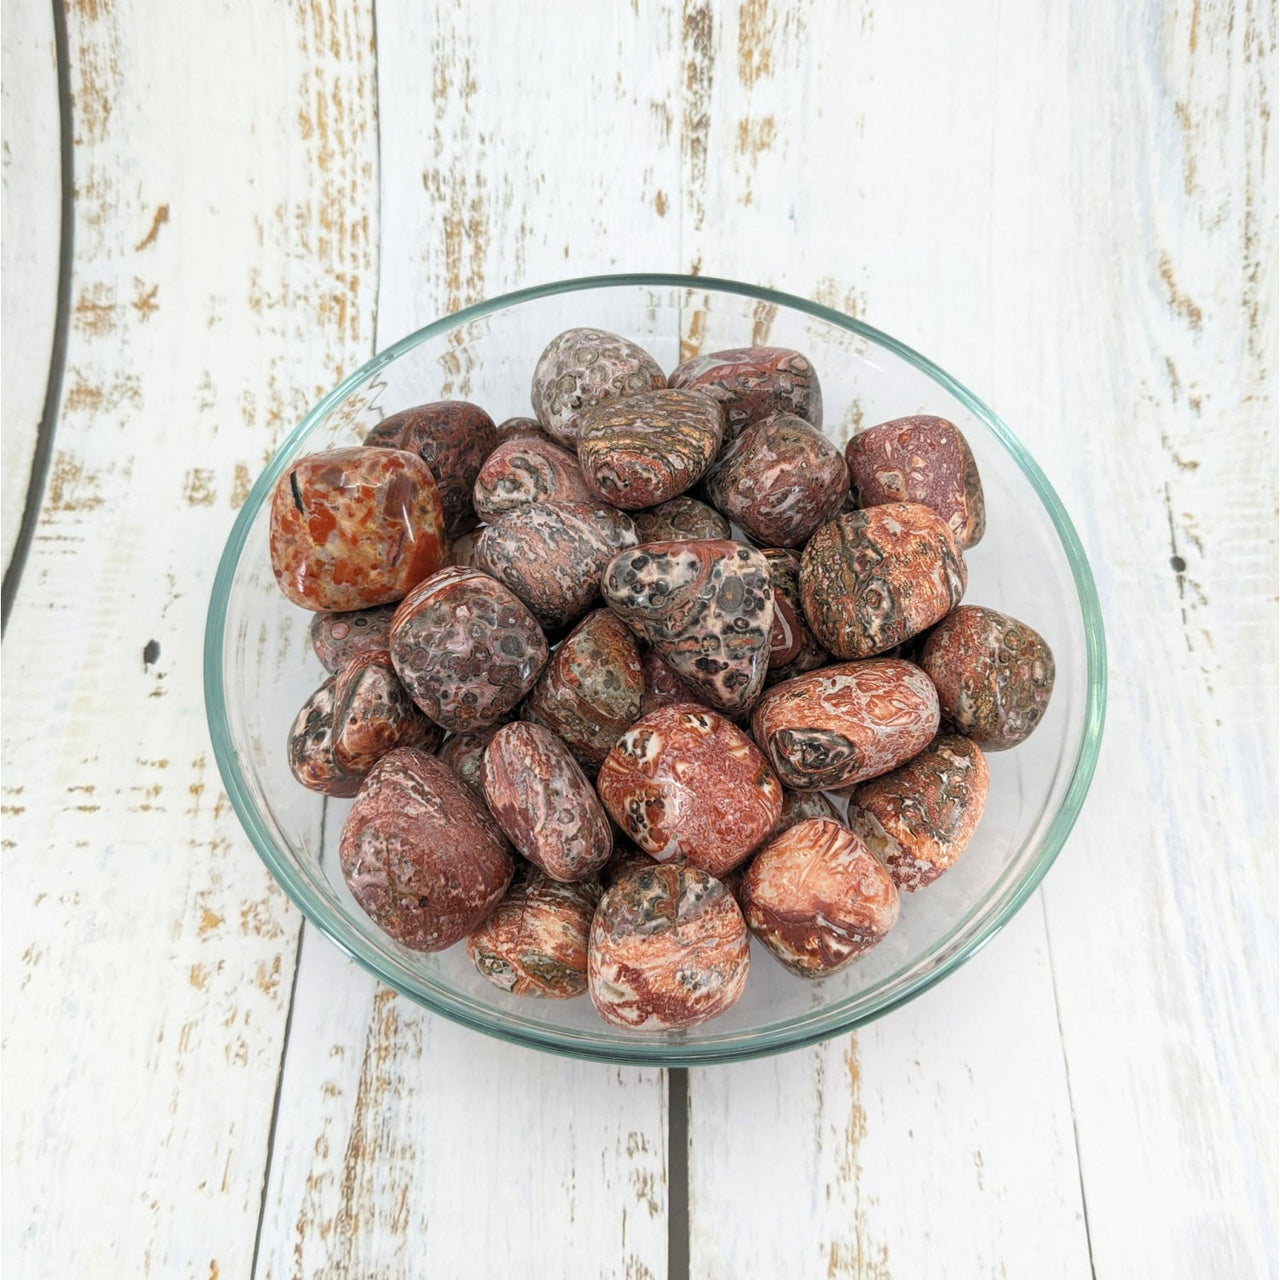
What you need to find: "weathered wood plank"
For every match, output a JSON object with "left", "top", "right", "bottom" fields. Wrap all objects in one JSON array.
[
  {"left": 0, "top": 1, "right": 380, "bottom": 1274},
  {"left": 1, "top": 0, "right": 62, "bottom": 577},
  {"left": 257, "top": 4, "right": 681, "bottom": 1274}
]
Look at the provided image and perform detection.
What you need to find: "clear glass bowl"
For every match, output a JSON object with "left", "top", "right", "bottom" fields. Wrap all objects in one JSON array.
[{"left": 204, "top": 275, "right": 1106, "bottom": 1065}]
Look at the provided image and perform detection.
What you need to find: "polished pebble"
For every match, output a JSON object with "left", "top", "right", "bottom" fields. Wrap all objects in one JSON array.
[
  {"left": 288, "top": 646, "right": 442, "bottom": 797},
  {"left": 390, "top": 566, "right": 548, "bottom": 732},
  {"left": 578, "top": 389, "right": 725, "bottom": 510},
  {"left": 632, "top": 495, "right": 731, "bottom": 543},
  {"left": 339, "top": 747, "right": 514, "bottom": 951},
  {"left": 494, "top": 415, "right": 549, "bottom": 445},
  {"left": 740, "top": 818, "right": 899, "bottom": 977},
  {"left": 523, "top": 608, "right": 644, "bottom": 772},
  {"left": 799, "top": 502, "right": 967, "bottom": 659},
  {"left": 596, "top": 703, "right": 782, "bottom": 877},
  {"left": 667, "top": 346, "right": 823, "bottom": 439},
  {"left": 638, "top": 648, "right": 711, "bottom": 717},
  {"left": 845, "top": 415, "right": 986, "bottom": 549},
  {"left": 750, "top": 659, "right": 940, "bottom": 790},
  {"left": 310, "top": 604, "right": 397, "bottom": 673},
  {"left": 588, "top": 863, "right": 750, "bottom": 1030},
  {"left": 920, "top": 605, "right": 1055, "bottom": 749},
  {"left": 702, "top": 412, "right": 849, "bottom": 548},
  {"left": 475, "top": 500, "right": 638, "bottom": 629},
  {"left": 773, "top": 787, "right": 844, "bottom": 837},
  {"left": 847, "top": 733, "right": 989, "bottom": 890},
  {"left": 364, "top": 401, "right": 496, "bottom": 538},
  {"left": 758, "top": 548, "right": 829, "bottom": 686},
  {"left": 472, "top": 436, "right": 595, "bottom": 522},
  {"left": 481, "top": 722, "right": 613, "bottom": 882},
  {"left": 269, "top": 447, "right": 445, "bottom": 611},
  {"left": 531, "top": 327, "right": 666, "bottom": 447},
  {"left": 602, "top": 539, "right": 774, "bottom": 714},
  {"left": 466, "top": 867, "right": 601, "bottom": 998},
  {"left": 436, "top": 723, "right": 505, "bottom": 798}
]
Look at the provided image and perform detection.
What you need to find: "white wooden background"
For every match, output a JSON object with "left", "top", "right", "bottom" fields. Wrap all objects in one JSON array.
[{"left": 3, "top": 1, "right": 1275, "bottom": 1276}]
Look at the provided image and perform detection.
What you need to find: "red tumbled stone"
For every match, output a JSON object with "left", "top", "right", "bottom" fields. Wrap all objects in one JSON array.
[
  {"left": 481, "top": 722, "right": 613, "bottom": 882},
  {"left": 602, "top": 539, "right": 774, "bottom": 715},
  {"left": 472, "top": 436, "right": 595, "bottom": 522},
  {"left": 919, "top": 605, "right": 1055, "bottom": 749},
  {"left": 844, "top": 415, "right": 986, "bottom": 550},
  {"left": 847, "top": 733, "right": 989, "bottom": 891},
  {"left": 309, "top": 603, "right": 397, "bottom": 673},
  {"left": 390, "top": 566, "right": 548, "bottom": 732},
  {"left": 667, "top": 346, "right": 822, "bottom": 439},
  {"left": 750, "top": 659, "right": 940, "bottom": 791},
  {"left": 364, "top": 401, "right": 496, "bottom": 538},
  {"left": 759, "top": 548, "right": 829, "bottom": 686},
  {"left": 578, "top": 389, "right": 725, "bottom": 510},
  {"left": 339, "top": 747, "right": 514, "bottom": 952},
  {"left": 531, "top": 328, "right": 666, "bottom": 447},
  {"left": 269, "top": 447, "right": 445, "bottom": 611},
  {"left": 523, "top": 609, "right": 644, "bottom": 772},
  {"left": 740, "top": 818, "right": 899, "bottom": 977},
  {"left": 288, "top": 646, "right": 442, "bottom": 797},
  {"left": 466, "top": 867, "right": 601, "bottom": 998},
  {"left": 588, "top": 863, "right": 749, "bottom": 1030},
  {"left": 702, "top": 412, "right": 849, "bottom": 548},
  {"left": 799, "top": 503, "right": 967, "bottom": 659},
  {"left": 474, "top": 500, "right": 638, "bottom": 630},
  {"left": 596, "top": 703, "right": 782, "bottom": 877}
]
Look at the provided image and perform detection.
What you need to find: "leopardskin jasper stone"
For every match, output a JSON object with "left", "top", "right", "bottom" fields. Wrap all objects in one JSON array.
[
  {"left": 578, "top": 389, "right": 725, "bottom": 509},
  {"left": 701, "top": 412, "right": 849, "bottom": 548},
  {"left": 740, "top": 818, "right": 900, "bottom": 977},
  {"left": 600, "top": 836, "right": 659, "bottom": 888},
  {"left": 750, "top": 659, "right": 940, "bottom": 791},
  {"left": 759, "top": 548, "right": 829, "bottom": 686},
  {"left": 466, "top": 867, "right": 601, "bottom": 998},
  {"left": 773, "top": 787, "right": 844, "bottom": 837},
  {"left": 494, "top": 415, "right": 548, "bottom": 445},
  {"left": 667, "top": 346, "right": 823, "bottom": 439},
  {"left": 269, "top": 447, "right": 446, "bottom": 611},
  {"left": 481, "top": 722, "right": 613, "bottom": 882},
  {"left": 920, "top": 605, "right": 1055, "bottom": 749},
  {"left": 531, "top": 328, "right": 666, "bottom": 447},
  {"left": 523, "top": 609, "right": 644, "bottom": 772},
  {"left": 475, "top": 500, "right": 639, "bottom": 630},
  {"left": 310, "top": 604, "right": 397, "bottom": 673},
  {"left": 845, "top": 415, "right": 986, "bottom": 550},
  {"left": 595, "top": 704, "right": 782, "bottom": 877},
  {"left": 588, "top": 863, "right": 750, "bottom": 1030},
  {"left": 288, "top": 647, "right": 443, "bottom": 797},
  {"left": 472, "top": 437, "right": 595, "bottom": 522},
  {"left": 638, "top": 649, "right": 710, "bottom": 716},
  {"left": 445, "top": 527, "right": 484, "bottom": 569},
  {"left": 601, "top": 539, "right": 774, "bottom": 714},
  {"left": 365, "top": 401, "right": 497, "bottom": 538},
  {"left": 799, "top": 502, "right": 967, "bottom": 659},
  {"left": 436, "top": 724, "right": 504, "bottom": 799},
  {"left": 847, "top": 733, "right": 989, "bottom": 891},
  {"left": 339, "top": 747, "right": 514, "bottom": 952},
  {"left": 390, "top": 567, "right": 548, "bottom": 732},
  {"left": 632, "top": 495, "right": 731, "bottom": 544}
]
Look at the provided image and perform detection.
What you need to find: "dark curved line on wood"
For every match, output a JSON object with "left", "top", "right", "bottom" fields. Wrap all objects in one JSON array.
[{"left": 2, "top": 0, "right": 75, "bottom": 636}]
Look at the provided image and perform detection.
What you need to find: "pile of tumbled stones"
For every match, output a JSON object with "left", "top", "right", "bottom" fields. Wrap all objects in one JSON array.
[{"left": 270, "top": 328, "right": 1054, "bottom": 1031}]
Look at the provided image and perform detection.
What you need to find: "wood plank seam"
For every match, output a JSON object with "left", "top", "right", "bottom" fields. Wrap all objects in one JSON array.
[
  {"left": 251, "top": 920, "right": 308, "bottom": 1280},
  {"left": 1, "top": 0, "right": 74, "bottom": 635},
  {"left": 1042, "top": 892, "right": 1098, "bottom": 1280}
]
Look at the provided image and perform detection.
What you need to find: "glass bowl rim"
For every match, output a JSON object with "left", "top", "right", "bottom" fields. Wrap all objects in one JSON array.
[{"left": 203, "top": 271, "right": 1108, "bottom": 1066}]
